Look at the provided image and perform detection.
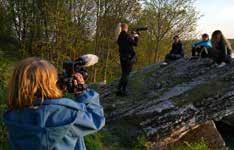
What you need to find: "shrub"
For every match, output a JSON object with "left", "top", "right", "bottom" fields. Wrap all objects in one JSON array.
[
  {"left": 169, "top": 140, "right": 209, "bottom": 150},
  {"left": 85, "top": 134, "right": 104, "bottom": 150}
]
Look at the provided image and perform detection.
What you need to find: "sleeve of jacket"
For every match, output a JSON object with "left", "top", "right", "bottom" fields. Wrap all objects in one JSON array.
[
  {"left": 227, "top": 47, "right": 232, "bottom": 56},
  {"left": 169, "top": 44, "right": 174, "bottom": 54},
  {"left": 73, "top": 89, "right": 105, "bottom": 136},
  {"left": 219, "top": 41, "right": 228, "bottom": 57},
  {"left": 225, "top": 43, "right": 232, "bottom": 56},
  {"left": 127, "top": 34, "right": 138, "bottom": 47},
  {"left": 192, "top": 41, "right": 200, "bottom": 48}
]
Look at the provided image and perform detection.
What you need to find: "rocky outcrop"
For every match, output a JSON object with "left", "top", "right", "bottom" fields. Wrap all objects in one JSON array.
[
  {"left": 96, "top": 58, "right": 234, "bottom": 149},
  {"left": 167, "top": 121, "right": 227, "bottom": 150}
]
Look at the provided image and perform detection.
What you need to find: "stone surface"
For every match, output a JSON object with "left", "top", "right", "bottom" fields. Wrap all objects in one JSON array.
[
  {"left": 166, "top": 121, "right": 227, "bottom": 150},
  {"left": 96, "top": 58, "right": 234, "bottom": 147},
  {"left": 220, "top": 114, "right": 234, "bottom": 126}
]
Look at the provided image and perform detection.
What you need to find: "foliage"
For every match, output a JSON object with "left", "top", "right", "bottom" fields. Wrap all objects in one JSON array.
[
  {"left": 84, "top": 134, "right": 104, "bottom": 150},
  {"left": 0, "top": 0, "right": 210, "bottom": 149},
  {"left": 138, "top": 0, "right": 200, "bottom": 62},
  {"left": 0, "top": 0, "right": 199, "bottom": 83},
  {"left": 0, "top": 104, "right": 11, "bottom": 150},
  {"left": 168, "top": 140, "right": 209, "bottom": 150},
  {"left": 0, "top": 59, "right": 16, "bottom": 104},
  {"left": 230, "top": 39, "right": 234, "bottom": 48},
  {"left": 132, "top": 135, "right": 151, "bottom": 150}
]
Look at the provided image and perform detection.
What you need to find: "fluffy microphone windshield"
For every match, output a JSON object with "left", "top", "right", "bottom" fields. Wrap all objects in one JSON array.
[{"left": 80, "top": 54, "right": 99, "bottom": 67}]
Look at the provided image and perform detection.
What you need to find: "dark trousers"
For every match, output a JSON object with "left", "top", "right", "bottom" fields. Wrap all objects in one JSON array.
[
  {"left": 118, "top": 57, "right": 133, "bottom": 93},
  {"left": 165, "top": 53, "right": 183, "bottom": 62},
  {"left": 192, "top": 47, "right": 209, "bottom": 58},
  {"left": 207, "top": 48, "right": 232, "bottom": 64}
]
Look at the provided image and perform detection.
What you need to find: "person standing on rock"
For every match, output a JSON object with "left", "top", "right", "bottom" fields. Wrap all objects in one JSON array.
[
  {"left": 208, "top": 30, "right": 232, "bottom": 68},
  {"left": 162, "top": 35, "right": 184, "bottom": 65},
  {"left": 116, "top": 23, "right": 139, "bottom": 96}
]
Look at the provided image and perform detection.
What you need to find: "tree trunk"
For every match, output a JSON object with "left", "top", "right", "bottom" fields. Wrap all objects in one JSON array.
[
  {"left": 104, "top": 40, "right": 110, "bottom": 84},
  {"left": 154, "top": 39, "right": 160, "bottom": 63}
]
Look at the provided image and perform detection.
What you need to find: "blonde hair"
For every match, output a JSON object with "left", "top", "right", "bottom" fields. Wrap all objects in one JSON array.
[
  {"left": 115, "top": 23, "right": 122, "bottom": 41},
  {"left": 121, "top": 23, "right": 128, "bottom": 31},
  {"left": 115, "top": 23, "right": 129, "bottom": 41},
  {"left": 7, "top": 57, "right": 62, "bottom": 110}
]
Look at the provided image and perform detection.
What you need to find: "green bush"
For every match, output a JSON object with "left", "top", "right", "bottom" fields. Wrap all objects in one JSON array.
[
  {"left": 0, "top": 59, "right": 11, "bottom": 104},
  {"left": 132, "top": 135, "right": 150, "bottom": 150},
  {"left": 0, "top": 144, "right": 11, "bottom": 150},
  {"left": 169, "top": 140, "right": 209, "bottom": 150},
  {"left": 0, "top": 105, "right": 11, "bottom": 150},
  {"left": 84, "top": 134, "right": 104, "bottom": 150}
]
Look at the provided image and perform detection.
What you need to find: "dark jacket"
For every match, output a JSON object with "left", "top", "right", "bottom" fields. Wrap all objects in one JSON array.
[
  {"left": 117, "top": 31, "right": 138, "bottom": 59},
  {"left": 215, "top": 41, "right": 232, "bottom": 57},
  {"left": 170, "top": 42, "right": 184, "bottom": 57},
  {"left": 211, "top": 41, "right": 232, "bottom": 64},
  {"left": 3, "top": 89, "right": 105, "bottom": 150}
]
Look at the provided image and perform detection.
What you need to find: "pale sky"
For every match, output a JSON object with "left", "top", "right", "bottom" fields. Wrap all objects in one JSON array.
[{"left": 195, "top": 0, "right": 234, "bottom": 39}]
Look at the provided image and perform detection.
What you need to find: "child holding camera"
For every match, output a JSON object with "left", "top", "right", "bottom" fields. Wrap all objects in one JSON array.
[{"left": 3, "top": 57, "right": 105, "bottom": 150}]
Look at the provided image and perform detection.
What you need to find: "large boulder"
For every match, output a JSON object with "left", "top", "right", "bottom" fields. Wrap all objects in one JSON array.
[
  {"left": 96, "top": 58, "right": 234, "bottom": 148},
  {"left": 167, "top": 121, "right": 227, "bottom": 150}
]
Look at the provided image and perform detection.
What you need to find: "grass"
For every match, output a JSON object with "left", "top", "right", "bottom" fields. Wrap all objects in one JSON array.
[
  {"left": 101, "top": 121, "right": 147, "bottom": 149},
  {"left": 85, "top": 134, "right": 104, "bottom": 150},
  {"left": 168, "top": 140, "right": 209, "bottom": 150}
]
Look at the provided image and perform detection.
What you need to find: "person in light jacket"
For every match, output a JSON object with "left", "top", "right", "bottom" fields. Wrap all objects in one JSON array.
[{"left": 3, "top": 57, "right": 105, "bottom": 150}]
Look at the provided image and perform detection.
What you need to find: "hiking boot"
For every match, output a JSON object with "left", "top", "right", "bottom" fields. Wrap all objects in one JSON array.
[
  {"left": 217, "top": 62, "right": 226, "bottom": 68},
  {"left": 161, "top": 62, "right": 168, "bottom": 66},
  {"left": 121, "top": 91, "right": 128, "bottom": 97},
  {"left": 116, "top": 90, "right": 123, "bottom": 96},
  {"left": 116, "top": 90, "right": 128, "bottom": 97}
]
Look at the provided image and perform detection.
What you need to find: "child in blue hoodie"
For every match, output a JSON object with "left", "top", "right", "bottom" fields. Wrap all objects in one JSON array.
[
  {"left": 3, "top": 57, "right": 105, "bottom": 150},
  {"left": 192, "top": 33, "right": 212, "bottom": 58}
]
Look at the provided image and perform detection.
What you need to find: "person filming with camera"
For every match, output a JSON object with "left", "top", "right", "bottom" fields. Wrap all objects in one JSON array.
[
  {"left": 3, "top": 57, "right": 105, "bottom": 150},
  {"left": 116, "top": 23, "right": 139, "bottom": 97}
]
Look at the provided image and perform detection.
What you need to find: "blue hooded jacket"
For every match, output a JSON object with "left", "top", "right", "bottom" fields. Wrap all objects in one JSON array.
[
  {"left": 3, "top": 89, "right": 105, "bottom": 150},
  {"left": 192, "top": 40, "right": 212, "bottom": 48}
]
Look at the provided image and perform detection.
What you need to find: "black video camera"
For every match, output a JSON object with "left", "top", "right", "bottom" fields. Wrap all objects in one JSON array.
[
  {"left": 57, "top": 54, "right": 98, "bottom": 94},
  {"left": 131, "top": 27, "right": 148, "bottom": 35}
]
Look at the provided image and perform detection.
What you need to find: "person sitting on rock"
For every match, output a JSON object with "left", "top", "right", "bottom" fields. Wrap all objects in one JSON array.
[
  {"left": 208, "top": 30, "right": 232, "bottom": 68},
  {"left": 191, "top": 33, "right": 212, "bottom": 58},
  {"left": 162, "top": 35, "right": 184, "bottom": 65}
]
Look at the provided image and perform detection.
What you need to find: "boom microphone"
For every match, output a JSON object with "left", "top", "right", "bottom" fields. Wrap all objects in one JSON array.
[{"left": 79, "top": 54, "right": 99, "bottom": 67}]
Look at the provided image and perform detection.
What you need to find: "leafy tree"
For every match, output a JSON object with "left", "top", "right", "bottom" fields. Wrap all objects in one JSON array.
[
  {"left": 141, "top": 0, "right": 200, "bottom": 62},
  {"left": 1, "top": 0, "right": 199, "bottom": 83}
]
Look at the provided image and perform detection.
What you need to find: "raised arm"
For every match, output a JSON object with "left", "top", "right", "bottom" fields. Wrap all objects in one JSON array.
[
  {"left": 73, "top": 89, "right": 105, "bottom": 136},
  {"left": 127, "top": 34, "right": 138, "bottom": 47}
]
